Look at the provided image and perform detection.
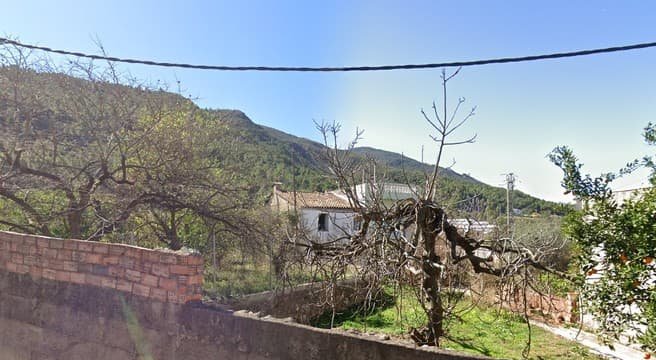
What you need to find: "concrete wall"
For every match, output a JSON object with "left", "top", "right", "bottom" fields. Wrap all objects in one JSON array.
[
  {"left": 226, "top": 279, "right": 370, "bottom": 324},
  {"left": 0, "top": 229, "right": 488, "bottom": 360}
]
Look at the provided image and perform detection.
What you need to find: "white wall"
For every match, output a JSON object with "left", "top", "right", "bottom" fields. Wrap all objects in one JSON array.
[{"left": 300, "top": 208, "right": 358, "bottom": 244}]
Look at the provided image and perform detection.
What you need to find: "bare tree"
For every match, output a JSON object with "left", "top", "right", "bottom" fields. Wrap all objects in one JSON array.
[
  {"left": 0, "top": 39, "right": 251, "bottom": 249},
  {"left": 294, "top": 69, "right": 570, "bottom": 348}
]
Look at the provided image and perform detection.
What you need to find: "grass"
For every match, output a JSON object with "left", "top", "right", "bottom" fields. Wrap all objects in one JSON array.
[{"left": 313, "top": 288, "right": 603, "bottom": 360}]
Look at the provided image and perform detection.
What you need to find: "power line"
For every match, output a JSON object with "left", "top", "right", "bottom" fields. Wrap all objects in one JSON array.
[{"left": 1, "top": 37, "right": 655, "bottom": 72}]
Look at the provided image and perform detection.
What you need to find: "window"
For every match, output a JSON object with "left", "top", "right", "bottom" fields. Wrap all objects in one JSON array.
[{"left": 318, "top": 213, "right": 329, "bottom": 232}]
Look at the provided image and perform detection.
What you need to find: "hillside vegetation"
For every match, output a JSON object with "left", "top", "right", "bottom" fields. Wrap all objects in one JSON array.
[
  {"left": 208, "top": 108, "right": 569, "bottom": 216},
  {"left": 0, "top": 51, "right": 568, "bottom": 247}
]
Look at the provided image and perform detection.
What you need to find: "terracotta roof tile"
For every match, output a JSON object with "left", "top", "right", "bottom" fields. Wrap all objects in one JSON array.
[{"left": 276, "top": 190, "right": 352, "bottom": 210}]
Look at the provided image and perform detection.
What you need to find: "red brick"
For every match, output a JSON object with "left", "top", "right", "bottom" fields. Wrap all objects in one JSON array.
[
  {"left": 55, "top": 271, "right": 71, "bottom": 282},
  {"left": 186, "top": 255, "right": 204, "bottom": 266},
  {"left": 186, "top": 274, "right": 204, "bottom": 286},
  {"left": 70, "top": 272, "right": 85, "bottom": 284},
  {"left": 77, "top": 242, "right": 93, "bottom": 252},
  {"left": 159, "top": 254, "right": 178, "bottom": 264},
  {"left": 141, "top": 274, "right": 159, "bottom": 287},
  {"left": 167, "top": 291, "right": 178, "bottom": 303},
  {"left": 62, "top": 261, "right": 78, "bottom": 272},
  {"left": 36, "top": 238, "right": 50, "bottom": 248},
  {"left": 132, "top": 284, "right": 151, "bottom": 298},
  {"left": 6, "top": 262, "right": 17, "bottom": 272},
  {"left": 77, "top": 263, "right": 93, "bottom": 273},
  {"left": 125, "top": 248, "right": 142, "bottom": 259},
  {"left": 10, "top": 253, "right": 23, "bottom": 264},
  {"left": 63, "top": 241, "right": 78, "bottom": 250},
  {"left": 108, "top": 266, "right": 125, "bottom": 278},
  {"left": 125, "top": 269, "right": 142, "bottom": 282},
  {"left": 71, "top": 251, "right": 84, "bottom": 262},
  {"left": 49, "top": 239, "right": 64, "bottom": 249},
  {"left": 159, "top": 277, "right": 177, "bottom": 291},
  {"left": 102, "top": 256, "right": 120, "bottom": 265},
  {"left": 151, "top": 288, "right": 167, "bottom": 302},
  {"left": 86, "top": 274, "right": 104, "bottom": 287},
  {"left": 43, "top": 269, "right": 57, "bottom": 280},
  {"left": 84, "top": 253, "right": 103, "bottom": 264},
  {"left": 48, "top": 260, "right": 65, "bottom": 270},
  {"left": 109, "top": 246, "right": 127, "bottom": 256},
  {"left": 44, "top": 248, "right": 58, "bottom": 259},
  {"left": 119, "top": 257, "right": 136, "bottom": 269},
  {"left": 29, "top": 266, "right": 42, "bottom": 279},
  {"left": 116, "top": 279, "right": 133, "bottom": 293},
  {"left": 92, "top": 243, "right": 109, "bottom": 254},
  {"left": 144, "top": 252, "right": 160, "bottom": 263},
  {"left": 57, "top": 249, "right": 73, "bottom": 260},
  {"left": 26, "top": 246, "right": 38, "bottom": 255},
  {"left": 16, "top": 264, "right": 30, "bottom": 274},
  {"left": 187, "top": 293, "right": 202, "bottom": 302},
  {"left": 151, "top": 263, "right": 170, "bottom": 277},
  {"left": 21, "top": 237, "right": 36, "bottom": 246},
  {"left": 170, "top": 265, "right": 195, "bottom": 275},
  {"left": 23, "top": 256, "right": 38, "bottom": 266},
  {"left": 134, "top": 261, "right": 152, "bottom": 273},
  {"left": 101, "top": 277, "right": 116, "bottom": 289}
]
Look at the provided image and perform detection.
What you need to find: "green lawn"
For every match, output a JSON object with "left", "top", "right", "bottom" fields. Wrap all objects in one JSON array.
[{"left": 314, "top": 288, "right": 602, "bottom": 360}]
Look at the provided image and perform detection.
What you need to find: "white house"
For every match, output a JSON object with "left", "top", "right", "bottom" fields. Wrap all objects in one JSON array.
[
  {"left": 353, "top": 182, "right": 417, "bottom": 205},
  {"left": 270, "top": 185, "right": 358, "bottom": 244}
]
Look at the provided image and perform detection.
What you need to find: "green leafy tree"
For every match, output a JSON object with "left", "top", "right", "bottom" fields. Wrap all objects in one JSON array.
[{"left": 549, "top": 123, "right": 656, "bottom": 351}]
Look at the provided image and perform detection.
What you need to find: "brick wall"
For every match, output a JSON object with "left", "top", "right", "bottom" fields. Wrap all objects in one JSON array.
[
  {"left": 0, "top": 230, "right": 203, "bottom": 304},
  {"left": 501, "top": 288, "right": 579, "bottom": 324}
]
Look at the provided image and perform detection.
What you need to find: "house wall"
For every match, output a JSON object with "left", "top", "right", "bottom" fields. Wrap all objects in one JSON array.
[{"left": 300, "top": 208, "right": 357, "bottom": 243}]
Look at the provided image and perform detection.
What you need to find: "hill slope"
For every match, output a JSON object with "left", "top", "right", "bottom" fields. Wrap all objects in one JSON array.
[
  {"left": 207, "top": 109, "right": 569, "bottom": 216},
  {"left": 0, "top": 66, "right": 567, "bottom": 216}
]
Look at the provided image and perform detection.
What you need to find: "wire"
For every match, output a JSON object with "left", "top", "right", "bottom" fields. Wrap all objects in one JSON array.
[{"left": 1, "top": 37, "right": 655, "bottom": 72}]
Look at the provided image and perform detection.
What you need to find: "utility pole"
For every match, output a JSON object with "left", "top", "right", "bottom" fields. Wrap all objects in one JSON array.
[{"left": 504, "top": 173, "right": 516, "bottom": 233}]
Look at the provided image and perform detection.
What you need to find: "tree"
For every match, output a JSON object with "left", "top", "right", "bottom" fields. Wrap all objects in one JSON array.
[
  {"left": 549, "top": 123, "right": 656, "bottom": 352},
  {"left": 0, "top": 40, "right": 251, "bottom": 249},
  {"left": 297, "top": 69, "right": 569, "bottom": 348}
]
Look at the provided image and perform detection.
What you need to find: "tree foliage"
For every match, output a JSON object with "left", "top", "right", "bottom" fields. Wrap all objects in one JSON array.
[{"left": 549, "top": 123, "right": 656, "bottom": 351}]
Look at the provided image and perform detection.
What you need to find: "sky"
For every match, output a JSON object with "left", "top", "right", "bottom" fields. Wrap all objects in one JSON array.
[{"left": 2, "top": 1, "right": 655, "bottom": 203}]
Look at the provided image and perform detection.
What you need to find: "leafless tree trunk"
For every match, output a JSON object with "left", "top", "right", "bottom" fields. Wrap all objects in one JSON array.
[{"left": 299, "top": 69, "right": 571, "bottom": 348}]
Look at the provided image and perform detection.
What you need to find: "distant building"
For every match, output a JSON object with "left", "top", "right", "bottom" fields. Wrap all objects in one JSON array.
[
  {"left": 269, "top": 184, "right": 358, "bottom": 243},
  {"left": 574, "top": 186, "right": 650, "bottom": 210},
  {"left": 353, "top": 182, "right": 417, "bottom": 205}
]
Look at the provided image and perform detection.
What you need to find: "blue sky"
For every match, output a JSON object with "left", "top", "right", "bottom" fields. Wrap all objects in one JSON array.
[{"left": 2, "top": 1, "right": 655, "bottom": 202}]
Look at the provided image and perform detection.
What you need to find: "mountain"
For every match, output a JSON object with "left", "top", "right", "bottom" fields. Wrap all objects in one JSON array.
[
  {"left": 0, "top": 66, "right": 568, "bottom": 217},
  {"left": 207, "top": 109, "right": 570, "bottom": 216}
]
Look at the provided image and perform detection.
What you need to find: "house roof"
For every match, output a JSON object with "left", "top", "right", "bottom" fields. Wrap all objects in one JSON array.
[{"left": 275, "top": 190, "right": 353, "bottom": 210}]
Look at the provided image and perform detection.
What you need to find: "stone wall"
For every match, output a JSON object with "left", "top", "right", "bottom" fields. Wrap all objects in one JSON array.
[
  {"left": 502, "top": 288, "right": 579, "bottom": 324},
  {"left": 0, "top": 230, "right": 203, "bottom": 303}
]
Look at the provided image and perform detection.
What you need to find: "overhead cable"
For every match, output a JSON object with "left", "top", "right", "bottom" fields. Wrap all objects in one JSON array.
[{"left": 1, "top": 37, "right": 655, "bottom": 72}]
